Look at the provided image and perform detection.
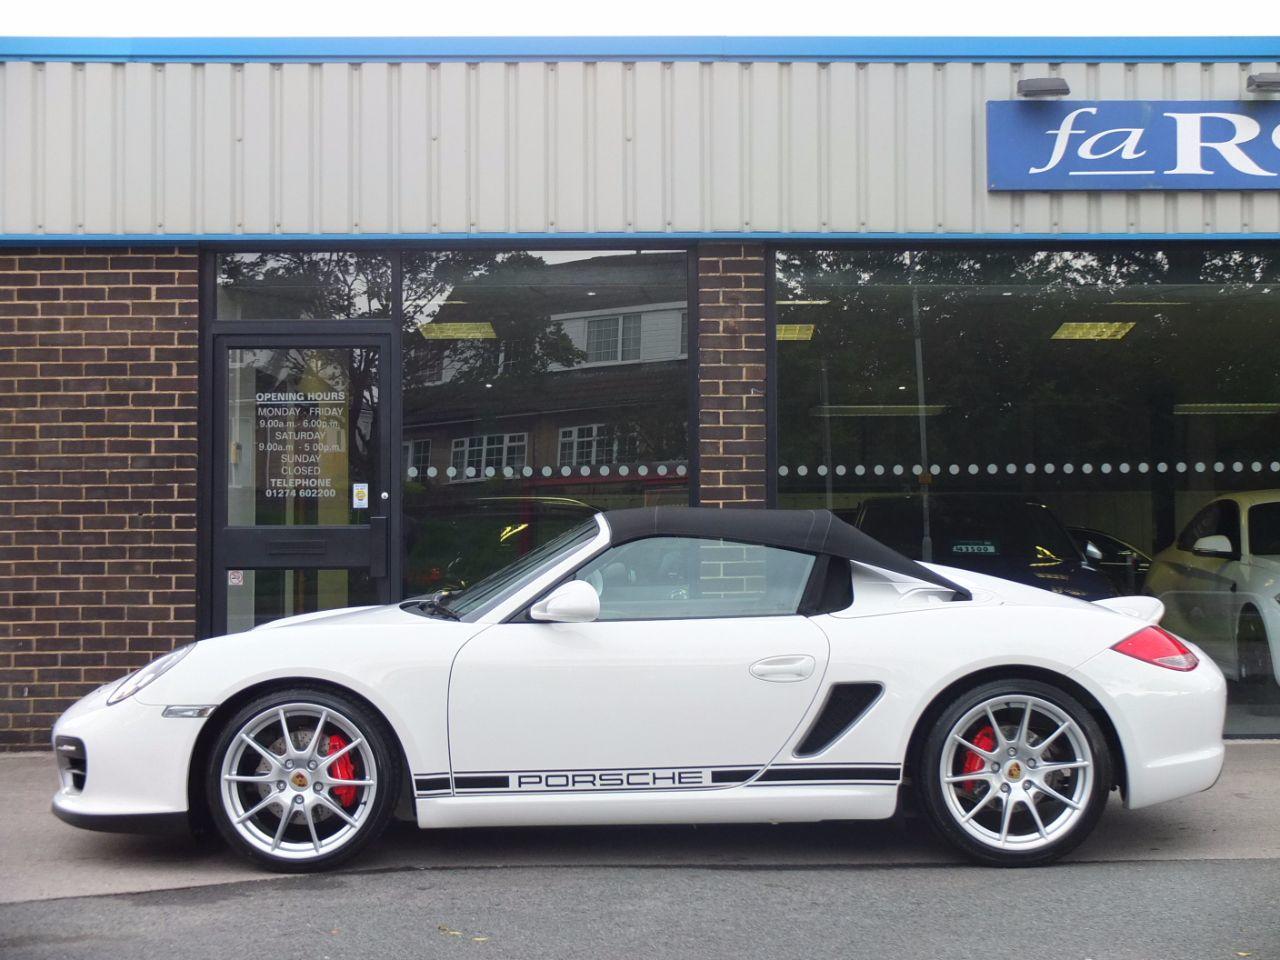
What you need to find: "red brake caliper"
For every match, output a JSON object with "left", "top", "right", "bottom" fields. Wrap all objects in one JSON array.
[
  {"left": 326, "top": 734, "right": 358, "bottom": 808},
  {"left": 961, "top": 725, "right": 997, "bottom": 792}
]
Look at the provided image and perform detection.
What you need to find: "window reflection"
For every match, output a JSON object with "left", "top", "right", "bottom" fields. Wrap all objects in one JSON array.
[
  {"left": 400, "top": 250, "right": 690, "bottom": 597},
  {"left": 776, "top": 246, "right": 1280, "bottom": 735}
]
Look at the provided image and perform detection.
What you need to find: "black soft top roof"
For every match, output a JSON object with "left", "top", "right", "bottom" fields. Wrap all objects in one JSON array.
[{"left": 602, "top": 507, "right": 971, "bottom": 601}]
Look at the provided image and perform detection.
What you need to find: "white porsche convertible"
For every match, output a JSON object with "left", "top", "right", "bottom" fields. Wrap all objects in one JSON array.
[{"left": 52, "top": 508, "right": 1226, "bottom": 871}]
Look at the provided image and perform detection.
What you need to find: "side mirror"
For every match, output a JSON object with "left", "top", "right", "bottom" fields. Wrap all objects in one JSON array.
[
  {"left": 1083, "top": 541, "right": 1104, "bottom": 563},
  {"left": 1191, "top": 534, "right": 1235, "bottom": 559},
  {"left": 530, "top": 580, "right": 600, "bottom": 623}
]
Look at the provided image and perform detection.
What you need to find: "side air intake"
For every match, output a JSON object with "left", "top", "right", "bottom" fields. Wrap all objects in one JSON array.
[{"left": 794, "top": 683, "right": 883, "bottom": 757}]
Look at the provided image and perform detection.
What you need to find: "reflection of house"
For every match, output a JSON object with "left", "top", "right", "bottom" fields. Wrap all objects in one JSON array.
[{"left": 400, "top": 253, "right": 689, "bottom": 483}]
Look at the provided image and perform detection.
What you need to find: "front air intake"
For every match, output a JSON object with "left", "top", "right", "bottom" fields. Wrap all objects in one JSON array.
[
  {"left": 55, "top": 736, "right": 86, "bottom": 792},
  {"left": 794, "top": 683, "right": 883, "bottom": 757}
]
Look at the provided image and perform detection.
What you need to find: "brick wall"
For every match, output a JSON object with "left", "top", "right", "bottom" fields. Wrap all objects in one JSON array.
[
  {"left": 0, "top": 248, "right": 200, "bottom": 750},
  {"left": 695, "top": 243, "right": 768, "bottom": 507}
]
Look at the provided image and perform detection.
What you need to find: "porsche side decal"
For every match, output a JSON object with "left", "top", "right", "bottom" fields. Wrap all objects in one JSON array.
[{"left": 414, "top": 764, "right": 902, "bottom": 797}]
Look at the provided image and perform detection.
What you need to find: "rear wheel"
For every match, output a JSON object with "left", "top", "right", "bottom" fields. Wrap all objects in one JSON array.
[
  {"left": 205, "top": 687, "right": 400, "bottom": 872},
  {"left": 917, "top": 679, "right": 1112, "bottom": 867}
]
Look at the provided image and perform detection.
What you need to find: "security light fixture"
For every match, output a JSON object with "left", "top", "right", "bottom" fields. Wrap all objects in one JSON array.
[
  {"left": 776, "top": 299, "right": 832, "bottom": 306},
  {"left": 1017, "top": 77, "right": 1071, "bottom": 98},
  {"left": 1050, "top": 322, "right": 1135, "bottom": 341},
  {"left": 1247, "top": 73, "right": 1280, "bottom": 92},
  {"left": 417, "top": 321, "right": 497, "bottom": 339}
]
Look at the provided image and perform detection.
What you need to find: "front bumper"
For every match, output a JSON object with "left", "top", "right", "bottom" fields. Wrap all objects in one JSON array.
[
  {"left": 1072, "top": 642, "right": 1227, "bottom": 810},
  {"left": 50, "top": 681, "right": 208, "bottom": 833}
]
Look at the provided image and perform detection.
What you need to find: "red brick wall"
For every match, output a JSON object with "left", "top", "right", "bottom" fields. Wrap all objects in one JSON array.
[
  {"left": 695, "top": 243, "right": 768, "bottom": 507},
  {"left": 0, "top": 247, "right": 200, "bottom": 750}
]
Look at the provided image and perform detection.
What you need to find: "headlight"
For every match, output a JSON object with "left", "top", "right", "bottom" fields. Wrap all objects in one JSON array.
[{"left": 107, "top": 645, "right": 193, "bottom": 705}]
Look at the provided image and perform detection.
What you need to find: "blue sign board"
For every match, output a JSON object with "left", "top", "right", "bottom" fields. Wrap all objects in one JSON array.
[{"left": 987, "top": 100, "right": 1280, "bottom": 191}]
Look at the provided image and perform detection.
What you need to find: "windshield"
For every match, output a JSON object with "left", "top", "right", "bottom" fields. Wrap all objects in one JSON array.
[
  {"left": 417, "top": 518, "right": 600, "bottom": 619},
  {"left": 1249, "top": 503, "right": 1280, "bottom": 557}
]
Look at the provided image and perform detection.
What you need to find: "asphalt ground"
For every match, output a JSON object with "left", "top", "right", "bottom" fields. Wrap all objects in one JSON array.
[{"left": 1, "top": 743, "right": 1277, "bottom": 959}]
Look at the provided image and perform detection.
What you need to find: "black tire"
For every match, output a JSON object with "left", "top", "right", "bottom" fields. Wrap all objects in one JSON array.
[
  {"left": 205, "top": 686, "right": 401, "bottom": 873},
  {"left": 1236, "top": 608, "right": 1277, "bottom": 688},
  {"left": 916, "top": 678, "right": 1112, "bottom": 867}
]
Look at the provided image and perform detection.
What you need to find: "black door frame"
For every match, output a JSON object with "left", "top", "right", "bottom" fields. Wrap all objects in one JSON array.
[{"left": 208, "top": 331, "right": 396, "bottom": 636}]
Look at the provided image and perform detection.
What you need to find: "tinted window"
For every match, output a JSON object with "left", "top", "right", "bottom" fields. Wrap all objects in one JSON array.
[
  {"left": 573, "top": 537, "right": 816, "bottom": 620},
  {"left": 1177, "top": 501, "right": 1241, "bottom": 551},
  {"left": 1249, "top": 503, "right": 1280, "bottom": 557}
]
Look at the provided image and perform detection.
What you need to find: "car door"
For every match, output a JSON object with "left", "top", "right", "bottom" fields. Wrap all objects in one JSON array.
[
  {"left": 447, "top": 536, "right": 831, "bottom": 793},
  {"left": 1155, "top": 500, "right": 1241, "bottom": 659}
]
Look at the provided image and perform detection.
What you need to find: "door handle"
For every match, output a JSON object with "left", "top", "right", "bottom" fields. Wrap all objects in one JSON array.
[{"left": 750, "top": 655, "right": 816, "bottom": 682}]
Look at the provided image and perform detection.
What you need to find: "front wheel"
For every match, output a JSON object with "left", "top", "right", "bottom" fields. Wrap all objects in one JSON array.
[
  {"left": 917, "top": 679, "right": 1112, "bottom": 867},
  {"left": 206, "top": 687, "right": 400, "bottom": 872}
]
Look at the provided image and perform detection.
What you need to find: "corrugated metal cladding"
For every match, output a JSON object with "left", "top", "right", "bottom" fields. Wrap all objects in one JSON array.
[{"left": 4, "top": 58, "right": 1280, "bottom": 238}]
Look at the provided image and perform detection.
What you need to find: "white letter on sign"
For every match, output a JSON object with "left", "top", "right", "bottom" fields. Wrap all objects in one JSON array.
[
  {"left": 1163, "top": 112, "right": 1276, "bottom": 177},
  {"left": 1029, "top": 107, "right": 1097, "bottom": 174}
]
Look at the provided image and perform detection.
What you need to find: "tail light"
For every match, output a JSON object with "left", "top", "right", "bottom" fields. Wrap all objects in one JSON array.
[{"left": 1111, "top": 625, "right": 1199, "bottom": 671}]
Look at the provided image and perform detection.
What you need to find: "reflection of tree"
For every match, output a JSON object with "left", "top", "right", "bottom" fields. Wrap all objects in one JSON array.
[
  {"left": 776, "top": 247, "right": 1280, "bottom": 470},
  {"left": 219, "top": 253, "right": 392, "bottom": 319}
]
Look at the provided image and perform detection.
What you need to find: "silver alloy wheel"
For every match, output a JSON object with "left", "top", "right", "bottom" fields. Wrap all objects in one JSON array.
[
  {"left": 938, "top": 694, "right": 1093, "bottom": 853},
  {"left": 219, "top": 702, "right": 378, "bottom": 862}
]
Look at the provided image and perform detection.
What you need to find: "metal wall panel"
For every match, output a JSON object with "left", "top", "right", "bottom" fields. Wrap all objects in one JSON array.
[{"left": 3, "top": 58, "right": 1280, "bottom": 238}]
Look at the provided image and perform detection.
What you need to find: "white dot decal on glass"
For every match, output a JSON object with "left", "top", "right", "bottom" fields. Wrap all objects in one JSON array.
[
  {"left": 466, "top": 466, "right": 477, "bottom": 478},
  {"left": 1100, "top": 463, "right": 1111, "bottom": 474},
  {"left": 930, "top": 464, "right": 941, "bottom": 475},
  {"left": 892, "top": 465, "right": 904, "bottom": 476},
  {"left": 502, "top": 466, "right": 513, "bottom": 478},
  {"left": 797, "top": 465, "right": 809, "bottom": 477},
  {"left": 817, "top": 465, "right": 828, "bottom": 477},
  {"left": 855, "top": 465, "right": 866, "bottom": 476},
  {"left": 407, "top": 466, "right": 419, "bottom": 478},
  {"left": 1005, "top": 463, "right": 1016, "bottom": 475},
  {"left": 657, "top": 465, "right": 668, "bottom": 476},
  {"left": 541, "top": 466, "right": 553, "bottom": 477},
  {"left": 874, "top": 465, "right": 885, "bottom": 476},
  {"left": 1232, "top": 461, "right": 1243, "bottom": 473},
  {"left": 483, "top": 466, "right": 495, "bottom": 478},
  {"left": 618, "top": 465, "right": 630, "bottom": 477},
  {"left": 949, "top": 464, "right": 960, "bottom": 476},
  {"left": 1025, "top": 463, "right": 1036, "bottom": 474},
  {"left": 1044, "top": 463, "right": 1055, "bottom": 474},
  {"left": 835, "top": 465, "right": 846, "bottom": 476},
  {"left": 676, "top": 464, "right": 687, "bottom": 477},
  {"left": 561, "top": 466, "right": 572, "bottom": 477},
  {"left": 1252, "top": 461, "right": 1263, "bottom": 473},
  {"left": 778, "top": 466, "right": 790, "bottom": 477},
  {"left": 1195, "top": 462, "right": 1206, "bottom": 473},
  {"left": 579, "top": 465, "right": 590, "bottom": 476},
  {"left": 446, "top": 466, "right": 457, "bottom": 478},
  {"left": 1271, "top": 461, "right": 1280, "bottom": 472},
  {"left": 1063, "top": 463, "right": 1075, "bottom": 474},
  {"left": 968, "top": 464, "right": 979, "bottom": 475},
  {"left": 638, "top": 465, "right": 649, "bottom": 476},
  {"left": 522, "top": 466, "right": 533, "bottom": 478},
  {"left": 1156, "top": 462, "right": 1167, "bottom": 473},
  {"left": 1212, "top": 462, "right": 1224, "bottom": 473},
  {"left": 986, "top": 464, "right": 998, "bottom": 475},
  {"left": 1082, "top": 463, "right": 1093, "bottom": 475},
  {"left": 1176, "top": 462, "right": 1187, "bottom": 473},
  {"left": 1134, "top": 463, "right": 1146, "bottom": 474},
  {"left": 599, "top": 465, "right": 610, "bottom": 476},
  {"left": 426, "top": 466, "right": 438, "bottom": 478},
  {"left": 912, "top": 465, "right": 923, "bottom": 476}
]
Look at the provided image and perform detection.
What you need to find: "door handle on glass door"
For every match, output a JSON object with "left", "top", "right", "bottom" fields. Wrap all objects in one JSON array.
[{"left": 749, "top": 655, "right": 816, "bottom": 682}]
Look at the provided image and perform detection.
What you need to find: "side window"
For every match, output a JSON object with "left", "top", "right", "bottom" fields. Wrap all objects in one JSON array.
[
  {"left": 1215, "top": 500, "right": 1241, "bottom": 549},
  {"left": 1177, "top": 503, "right": 1221, "bottom": 551},
  {"left": 573, "top": 537, "right": 816, "bottom": 621}
]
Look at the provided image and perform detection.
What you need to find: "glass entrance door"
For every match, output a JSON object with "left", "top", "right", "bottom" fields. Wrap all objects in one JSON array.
[{"left": 212, "top": 335, "right": 392, "bottom": 634}]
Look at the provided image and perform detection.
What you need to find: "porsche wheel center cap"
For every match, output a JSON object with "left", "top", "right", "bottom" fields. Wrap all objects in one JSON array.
[
  {"left": 1005, "top": 761, "right": 1024, "bottom": 782},
  {"left": 289, "top": 770, "right": 310, "bottom": 790}
]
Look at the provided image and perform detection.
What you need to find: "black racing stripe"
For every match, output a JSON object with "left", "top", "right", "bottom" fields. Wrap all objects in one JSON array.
[
  {"left": 454, "top": 774, "right": 511, "bottom": 790},
  {"left": 711, "top": 768, "right": 759, "bottom": 784},
  {"left": 414, "top": 776, "right": 450, "bottom": 793},
  {"left": 757, "top": 766, "right": 900, "bottom": 783}
]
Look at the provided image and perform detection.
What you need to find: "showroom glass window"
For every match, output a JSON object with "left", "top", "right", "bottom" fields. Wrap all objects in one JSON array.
[
  {"left": 400, "top": 250, "right": 690, "bottom": 598},
  {"left": 775, "top": 246, "right": 1280, "bottom": 736}
]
